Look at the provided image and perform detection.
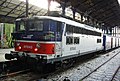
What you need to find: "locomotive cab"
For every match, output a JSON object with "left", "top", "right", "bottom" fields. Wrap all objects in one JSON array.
[{"left": 5, "top": 16, "right": 64, "bottom": 63}]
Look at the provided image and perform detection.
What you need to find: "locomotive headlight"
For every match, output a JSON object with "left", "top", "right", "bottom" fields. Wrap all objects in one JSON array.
[
  {"left": 36, "top": 43, "right": 40, "bottom": 48},
  {"left": 34, "top": 48, "right": 38, "bottom": 52},
  {"left": 18, "top": 46, "right": 22, "bottom": 50}
]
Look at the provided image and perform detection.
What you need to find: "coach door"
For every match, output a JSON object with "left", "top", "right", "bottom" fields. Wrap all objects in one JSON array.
[
  {"left": 118, "top": 39, "right": 119, "bottom": 46},
  {"left": 111, "top": 38, "right": 113, "bottom": 48}
]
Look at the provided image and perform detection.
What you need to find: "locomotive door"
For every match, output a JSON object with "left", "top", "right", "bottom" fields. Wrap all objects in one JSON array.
[
  {"left": 62, "top": 24, "right": 77, "bottom": 56},
  {"left": 55, "top": 22, "right": 64, "bottom": 57}
]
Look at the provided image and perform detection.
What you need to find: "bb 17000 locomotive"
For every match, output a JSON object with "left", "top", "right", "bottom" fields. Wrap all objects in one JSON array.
[{"left": 5, "top": 16, "right": 120, "bottom": 71}]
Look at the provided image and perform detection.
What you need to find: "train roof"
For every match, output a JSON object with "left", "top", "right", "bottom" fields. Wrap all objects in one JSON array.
[{"left": 16, "top": 16, "right": 102, "bottom": 33}]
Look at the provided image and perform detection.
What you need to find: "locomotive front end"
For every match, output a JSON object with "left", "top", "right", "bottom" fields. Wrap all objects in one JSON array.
[{"left": 5, "top": 16, "right": 63, "bottom": 64}]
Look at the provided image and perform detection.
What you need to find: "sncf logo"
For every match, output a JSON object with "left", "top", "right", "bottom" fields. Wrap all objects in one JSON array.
[{"left": 24, "top": 45, "right": 33, "bottom": 49}]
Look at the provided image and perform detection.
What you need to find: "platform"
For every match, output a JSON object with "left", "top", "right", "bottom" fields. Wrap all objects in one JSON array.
[{"left": 0, "top": 48, "right": 14, "bottom": 62}]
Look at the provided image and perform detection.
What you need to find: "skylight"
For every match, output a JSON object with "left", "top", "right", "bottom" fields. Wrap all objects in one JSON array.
[
  {"left": 118, "top": 0, "right": 120, "bottom": 4},
  {"left": 19, "top": 0, "right": 60, "bottom": 11}
]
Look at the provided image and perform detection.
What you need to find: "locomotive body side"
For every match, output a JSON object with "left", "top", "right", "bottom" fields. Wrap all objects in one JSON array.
[{"left": 62, "top": 23, "right": 103, "bottom": 58}]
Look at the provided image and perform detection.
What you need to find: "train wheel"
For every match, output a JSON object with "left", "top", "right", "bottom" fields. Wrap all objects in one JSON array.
[
  {"left": 62, "top": 59, "right": 75, "bottom": 69},
  {"left": 44, "top": 63, "right": 55, "bottom": 73},
  {"left": 35, "top": 63, "right": 44, "bottom": 73},
  {"left": 0, "top": 69, "right": 2, "bottom": 74},
  {"left": 35, "top": 63, "right": 55, "bottom": 73}
]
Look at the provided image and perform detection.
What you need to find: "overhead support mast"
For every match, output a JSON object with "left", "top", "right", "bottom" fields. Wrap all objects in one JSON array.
[
  {"left": 47, "top": 0, "right": 52, "bottom": 15},
  {"left": 60, "top": 0, "right": 67, "bottom": 16},
  {"left": 71, "top": 7, "right": 76, "bottom": 20},
  {"left": 26, "top": 0, "right": 28, "bottom": 17}
]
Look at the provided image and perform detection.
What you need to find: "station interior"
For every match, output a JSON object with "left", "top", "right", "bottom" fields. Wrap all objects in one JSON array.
[{"left": 0, "top": 0, "right": 120, "bottom": 81}]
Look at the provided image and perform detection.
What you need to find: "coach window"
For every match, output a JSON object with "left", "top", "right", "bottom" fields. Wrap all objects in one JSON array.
[{"left": 97, "top": 39, "right": 101, "bottom": 43}]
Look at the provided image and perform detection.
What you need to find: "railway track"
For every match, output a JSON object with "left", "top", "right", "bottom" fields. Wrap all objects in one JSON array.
[
  {"left": 0, "top": 69, "right": 30, "bottom": 78},
  {"left": 110, "top": 65, "right": 120, "bottom": 81},
  {"left": 0, "top": 60, "right": 31, "bottom": 80},
  {"left": 1, "top": 49, "right": 120, "bottom": 81},
  {"left": 79, "top": 51, "right": 120, "bottom": 81},
  {"left": 30, "top": 50, "right": 120, "bottom": 81}
]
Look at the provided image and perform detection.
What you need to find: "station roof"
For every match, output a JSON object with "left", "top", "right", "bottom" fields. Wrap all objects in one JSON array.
[
  {"left": 0, "top": 0, "right": 47, "bottom": 23},
  {"left": 0, "top": 0, "right": 120, "bottom": 28},
  {"left": 56, "top": 0, "right": 120, "bottom": 27}
]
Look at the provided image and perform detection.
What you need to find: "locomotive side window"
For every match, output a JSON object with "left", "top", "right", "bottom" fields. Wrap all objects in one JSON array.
[
  {"left": 65, "top": 24, "right": 101, "bottom": 36},
  {"left": 74, "top": 37, "right": 79, "bottom": 44},
  {"left": 97, "top": 39, "right": 101, "bottom": 43},
  {"left": 66, "top": 24, "right": 74, "bottom": 33},
  {"left": 16, "top": 21, "right": 25, "bottom": 32},
  {"left": 66, "top": 36, "right": 73, "bottom": 45},
  {"left": 66, "top": 37, "right": 69, "bottom": 44},
  {"left": 20, "top": 22, "right": 25, "bottom": 31},
  {"left": 74, "top": 27, "right": 81, "bottom": 33}
]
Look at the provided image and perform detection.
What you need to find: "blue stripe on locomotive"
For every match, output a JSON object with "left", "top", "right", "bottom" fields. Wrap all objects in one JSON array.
[{"left": 13, "top": 20, "right": 63, "bottom": 41}]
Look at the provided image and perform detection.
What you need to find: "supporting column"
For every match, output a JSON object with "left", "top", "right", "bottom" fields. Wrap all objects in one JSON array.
[
  {"left": 113, "top": 27, "right": 115, "bottom": 36},
  {"left": 103, "top": 26, "right": 106, "bottom": 34},
  {"left": 109, "top": 27, "right": 112, "bottom": 35},
  {"left": 87, "top": 16, "right": 90, "bottom": 25},
  {"left": 94, "top": 20, "right": 97, "bottom": 27},
  {"left": 84, "top": 16, "right": 87, "bottom": 24},
  {"left": 71, "top": 7, "right": 76, "bottom": 20},
  {"left": 26, "top": 0, "right": 28, "bottom": 17},
  {"left": 91, "top": 18, "right": 95, "bottom": 27},
  {"left": 80, "top": 13, "right": 84, "bottom": 23},
  {"left": 115, "top": 26, "right": 117, "bottom": 37},
  {"left": 61, "top": 2, "right": 66, "bottom": 16},
  {"left": 106, "top": 27, "right": 108, "bottom": 34},
  {"left": 48, "top": 0, "right": 51, "bottom": 15},
  {"left": 98, "top": 23, "right": 101, "bottom": 29},
  {"left": 0, "top": 23, "right": 4, "bottom": 48}
]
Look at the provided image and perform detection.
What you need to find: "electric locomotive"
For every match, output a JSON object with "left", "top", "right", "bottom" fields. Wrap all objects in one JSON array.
[{"left": 5, "top": 16, "right": 105, "bottom": 70}]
